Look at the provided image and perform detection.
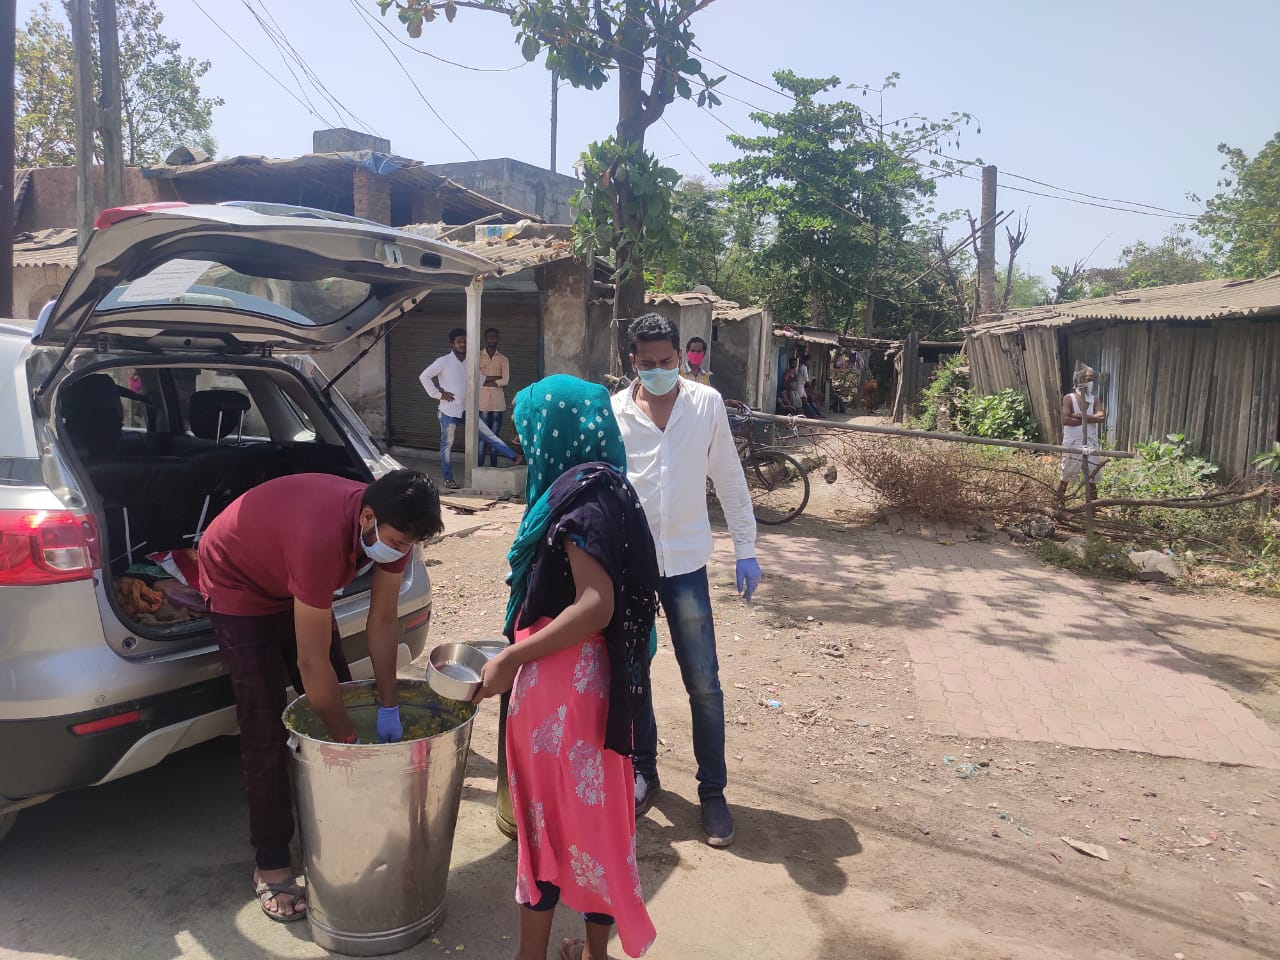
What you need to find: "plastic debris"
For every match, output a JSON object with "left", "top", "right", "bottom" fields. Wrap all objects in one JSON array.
[
  {"left": 955, "top": 762, "right": 982, "bottom": 779},
  {"left": 764, "top": 699, "right": 782, "bottom": 709},
  {"left": 1061, "top": 837, "right": 1110, "bottom": 861}
]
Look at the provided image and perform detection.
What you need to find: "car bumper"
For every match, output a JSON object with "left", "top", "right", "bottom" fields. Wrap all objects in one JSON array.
[{"left": 0, "top": 604, "right": 431, "bottom": 810}]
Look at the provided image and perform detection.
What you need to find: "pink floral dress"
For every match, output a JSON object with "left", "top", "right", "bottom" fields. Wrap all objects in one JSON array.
[{"left": 506, "top": 616, "right": 656, "bottom": 957}]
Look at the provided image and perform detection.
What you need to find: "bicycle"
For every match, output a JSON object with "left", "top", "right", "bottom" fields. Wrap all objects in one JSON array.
[{"left": 723, "top": 401, "right": 810, "bottom": 524}]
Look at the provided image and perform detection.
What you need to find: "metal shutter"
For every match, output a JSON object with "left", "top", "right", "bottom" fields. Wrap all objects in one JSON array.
[{"left": 387, "top": 291, "right": 543, "bottom": 451}]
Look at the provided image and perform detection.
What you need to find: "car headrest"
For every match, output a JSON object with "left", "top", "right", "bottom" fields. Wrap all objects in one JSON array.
[
  {"left": 190, "top": 390, "right": 251, "bottom": 440},
  {"left": 61, "top": 373, "right": 125, "bottom": 458}
]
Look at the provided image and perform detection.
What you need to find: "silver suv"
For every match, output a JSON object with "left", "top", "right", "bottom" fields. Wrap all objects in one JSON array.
[{"left": 0, "top": 202, "right": 493, "bottom": 841}]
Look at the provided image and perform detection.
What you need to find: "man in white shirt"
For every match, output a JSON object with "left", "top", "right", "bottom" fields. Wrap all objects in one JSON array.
[
  {"left": 612, "top": 313, "right": 763, "bottom": 848},
  {"left": 419, "top": 327, "right": 518, "bottom": 489}
]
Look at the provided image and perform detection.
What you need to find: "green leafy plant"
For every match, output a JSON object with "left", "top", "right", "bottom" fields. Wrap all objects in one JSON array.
[
  {"left": 1251, "top": 441, "right": 1280, "bottom": 479},
  {"left": 913, "top": 354, "right": 969, "bottom": 431},
  {"left": 1037, "top": 535, "right": 1138, "bottom": 580},
  {"left": 953, "top": 389, "right": 1039, "bottom": 442}
]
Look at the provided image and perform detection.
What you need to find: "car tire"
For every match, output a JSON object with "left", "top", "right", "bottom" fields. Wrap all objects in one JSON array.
[{"left": 0, "top": 809, "right": 17, "bottom": 844}]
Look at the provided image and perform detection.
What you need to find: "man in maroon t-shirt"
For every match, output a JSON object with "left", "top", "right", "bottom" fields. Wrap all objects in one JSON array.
[{"left": 198, "top": 469, "right": 443, "bottom": 923}]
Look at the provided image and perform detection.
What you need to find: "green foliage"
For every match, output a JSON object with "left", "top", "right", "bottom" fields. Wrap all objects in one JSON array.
[
  {"left": 1250, "top": 441, "right": 1280, "bottom": 479},
  {"left": 15, "top": 2, "right": 76, "bottom": 166},
  {"left": 1097, "top": 434, "right": 1235, "bottom": 540},
  {"left": 1192, "top": 133, "right": 1280, "bottom": 278},
  {"left": 711, "top": 71, "right": 974, "bottom": 333},
  {"left": 954, "top": 389, "right": 1039, "bottom": 442},
  {"left": 570, "top": 138, "right": 680, "bottom": 283},
  {"left": 1080, "top": 226, "right": 1219, "bottom": 298},
  {"left": 110, "top": 0, "right": 222, "bottom": 163},
  {"left": 377, "top": 0, "right": 724, "bottom": 318},
  {"left": 999, "top": 265, "right": 1052, "bottom": 308},
  {"left": 14, "top": 0, "right": 220, "bottom": 167},
  {"left": 912, "top": 353, "right": 969, "bottom": 431}
]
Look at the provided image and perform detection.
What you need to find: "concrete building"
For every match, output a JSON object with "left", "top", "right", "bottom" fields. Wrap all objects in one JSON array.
[{"left": 425, "top": 158, "right": 581, "bottom": 225}]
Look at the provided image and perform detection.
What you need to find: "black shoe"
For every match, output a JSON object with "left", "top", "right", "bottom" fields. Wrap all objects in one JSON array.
[
  {"left": 701, "top": 796, "right": 735, "bottom": 847},
  {"left": 634, "top": 772, "right": 661, "bottom": 817}
]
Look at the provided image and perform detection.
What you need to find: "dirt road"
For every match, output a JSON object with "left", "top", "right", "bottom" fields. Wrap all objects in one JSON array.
[{"left": 1, "top": 482, "right": 1277, "bottom": 960}]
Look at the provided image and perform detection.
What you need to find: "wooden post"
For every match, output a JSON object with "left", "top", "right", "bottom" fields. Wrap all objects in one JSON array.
[
  {"left": 463, "top": 276, "right": 484, "bottom": 490},
  {"left": 98, "top": 0, "right": 125, "bottom": 209},
  {"left": 0, "top": 0, "right": 15, "bottom": 316},
  {"left": 977, "top": 165, "right": 998, "bottom": 317},
  {"left": 70, "top": 0, "right": 97, "bottom": 252}
]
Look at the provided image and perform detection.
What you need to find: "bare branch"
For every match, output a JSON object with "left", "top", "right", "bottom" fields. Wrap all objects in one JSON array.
[{"left": 998, "top": 212, "right": 1030, "bottom": 312}]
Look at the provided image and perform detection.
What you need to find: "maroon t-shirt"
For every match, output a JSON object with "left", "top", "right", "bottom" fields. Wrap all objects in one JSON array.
[{"left": 198, "top": 473, "right": 410, "bottom": 617}]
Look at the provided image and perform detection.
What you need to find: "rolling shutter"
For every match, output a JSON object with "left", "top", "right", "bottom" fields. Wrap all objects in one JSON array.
[{"left": 387, "top": 291, "right": 543, "bottom": 451}]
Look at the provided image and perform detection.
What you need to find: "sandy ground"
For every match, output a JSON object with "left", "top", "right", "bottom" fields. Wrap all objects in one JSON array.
[{"left": 1, "top": 463, "right": 1277, "bottom": 960}]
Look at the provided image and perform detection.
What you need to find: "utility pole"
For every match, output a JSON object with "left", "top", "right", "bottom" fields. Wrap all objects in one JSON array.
[
  {"left": 1, "top": 0, "right": 16, "bottom": 317},
  {"left": 549, "top": 68, "right": 559, "bottom": 174},
  {"left": 98, "top": 0, "right": 125, "bottom": 209},
  {"left": 977, "top": 164, "right": 998, "bottom": 317},
  {"left": 70, "top": 0, "right": 97, "bottom": 252}
]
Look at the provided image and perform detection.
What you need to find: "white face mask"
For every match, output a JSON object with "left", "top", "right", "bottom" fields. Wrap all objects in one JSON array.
[{"left": 361, "top": 522, "right": 409, "bottom": 564}]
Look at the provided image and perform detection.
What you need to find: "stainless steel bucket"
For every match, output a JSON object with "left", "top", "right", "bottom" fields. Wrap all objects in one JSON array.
[{"left": 284, "top": 679, "right": 476, "bottom": 956}]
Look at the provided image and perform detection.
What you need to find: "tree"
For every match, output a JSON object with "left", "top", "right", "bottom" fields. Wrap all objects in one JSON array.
[
  {"left": 378, "top": 0, "right": 723, "bottom": 321},
  {"left": 112, "top": 0, "right": 221, "bottom": 164},
  {"left": 643, "top": 177, "right": 762, "bottom": 305},
  {"left": 1086, "top": 227, "right": 1218, "bottom": 296},
  {"left": 713, "top": 71, "right": 972, "bottom": 335},
  {"left": 14, "top": 3, "right": 77, "bottom": 166},
  {"left": 13, "top": 0, "right": 220, "bottom": 168},
  {"left": 1192, "top": 134, "right": 1280, "bottom": 278}
]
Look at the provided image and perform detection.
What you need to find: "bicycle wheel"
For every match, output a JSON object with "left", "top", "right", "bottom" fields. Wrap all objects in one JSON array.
[{"left": 746, "top": 450, "right": 809, "bottom": 524}]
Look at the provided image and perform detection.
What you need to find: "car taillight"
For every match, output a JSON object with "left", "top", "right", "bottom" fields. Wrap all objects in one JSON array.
[
  {"left": 93, "top": 202, "right": 188, "bottom": 229},
  {"left": 0, "top": 510, "right": 100, "bottom": 586}
]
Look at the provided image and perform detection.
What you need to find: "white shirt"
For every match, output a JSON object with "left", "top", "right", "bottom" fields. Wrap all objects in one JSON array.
[
  {"left": 612, "top": 378, "right": 756, "bottom": 578},
  {"left": 419, "top": 352, "right": 466, "bottom": 418}
]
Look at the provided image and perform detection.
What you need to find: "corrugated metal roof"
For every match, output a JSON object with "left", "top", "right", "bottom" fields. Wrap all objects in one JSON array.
[
  {"left": 400, "top": 222, "right": 577, "bottom": 274},
  {"left": 774, "top": 327, "right": 840, "bottom": 346},
  {"left": 968, "top": 273, "right": 1280, "bottom": 333},
  {"left": 142, "top": 151, "right": 540, "bottom": 223},
  {"left": 13, "top": 228, "right": 78, "bottom": 268}
]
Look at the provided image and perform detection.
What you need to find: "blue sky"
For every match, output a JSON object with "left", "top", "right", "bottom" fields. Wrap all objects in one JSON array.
[{"left": 20, "top": 0, "right": 1280, "bottom": 282}]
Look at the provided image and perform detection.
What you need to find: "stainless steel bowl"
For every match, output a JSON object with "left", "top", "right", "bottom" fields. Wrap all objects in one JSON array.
[
  {"left": 426, "top": 642, "right": 489, "bottom": 701},
  {"left": 469, "top": 638, "right": 509, "bottom": 661}
]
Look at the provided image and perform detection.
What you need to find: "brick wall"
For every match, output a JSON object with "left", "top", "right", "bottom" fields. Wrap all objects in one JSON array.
[
  {"left": 18, "top": 167, "right": 176, "bottom": 232},
  {"left": 353, "top": 169, "right": 391, "bottom": 224}
]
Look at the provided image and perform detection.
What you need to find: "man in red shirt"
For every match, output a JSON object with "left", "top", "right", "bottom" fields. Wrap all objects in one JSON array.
[{"left": 198, "top": 469, "right": 443, "bottom": 922}]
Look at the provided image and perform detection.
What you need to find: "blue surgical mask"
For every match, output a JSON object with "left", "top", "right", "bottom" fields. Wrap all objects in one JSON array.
[
  {"left": 637, "top": 366, "right": 680, "bottom": 396},
  {"left": 362, "top": 523, "right": 409, "bottom": 564}
]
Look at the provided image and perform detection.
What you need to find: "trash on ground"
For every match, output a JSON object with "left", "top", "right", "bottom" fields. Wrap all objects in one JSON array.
[
  {"left": 955, "top": 762, "right": 982, "bottom": 779},
  {"left": 1061, "top": 837, "right": 1110, "bottom": 861}
]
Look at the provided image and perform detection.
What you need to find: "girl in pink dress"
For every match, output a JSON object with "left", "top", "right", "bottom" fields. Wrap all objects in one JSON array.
[{"left": 475, "top": 375, "right": 659, "bottom": 960}]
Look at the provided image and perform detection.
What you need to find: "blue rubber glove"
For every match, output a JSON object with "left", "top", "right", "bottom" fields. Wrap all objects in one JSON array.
[
  {"left": 377, "top": 705, "right": 403, "bottom": 743},
  {"left": 735, "top": 557, "right": 763, "bottom": 600}
]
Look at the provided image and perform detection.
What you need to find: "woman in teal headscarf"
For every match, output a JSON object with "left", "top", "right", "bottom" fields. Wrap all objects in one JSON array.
[{"left": 474, "top": 374, "right": 659, "bottom": 960}]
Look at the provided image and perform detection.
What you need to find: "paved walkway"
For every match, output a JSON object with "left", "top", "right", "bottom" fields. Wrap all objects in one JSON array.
[{"left": 713, "top": 520, "right": 1280, "bottom": 768}]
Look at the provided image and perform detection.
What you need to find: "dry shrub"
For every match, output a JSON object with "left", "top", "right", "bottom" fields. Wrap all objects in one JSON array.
[{"left": 835, "top": 435, "right": 1058, "bottom": 523}]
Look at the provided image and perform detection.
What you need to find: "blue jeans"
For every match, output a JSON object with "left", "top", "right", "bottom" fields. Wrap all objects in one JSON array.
[
  {"left": 479, "top": 410, "right": 505, "bottom": 467},
  {"left": 440, "top": 411, "right": 518, "bottom": 483},
  {"left": 632, "top": 567, "right": 726, "bottom": 801},
  {"left": 438, "top": 412, "right": 463, "bottom": 482}
]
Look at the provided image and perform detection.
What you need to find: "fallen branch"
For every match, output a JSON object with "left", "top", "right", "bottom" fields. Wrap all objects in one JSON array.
[{"left": 1062, "top": 485, "right": 1271, "bottom": 512}]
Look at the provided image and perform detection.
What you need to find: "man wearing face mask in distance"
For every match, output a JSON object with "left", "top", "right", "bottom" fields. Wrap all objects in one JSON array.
[
  {"left": 198, "top": 470, "right": 444, "bottom": 923},
  {"left": 681, "top": 336, "right": 712, "bottom": 386},
  {"left": 612, "top": 313, "right": 762, "bottom": 848},
  {"left": 1057, "top": 363, "right": 1107, "bottom": 502}
]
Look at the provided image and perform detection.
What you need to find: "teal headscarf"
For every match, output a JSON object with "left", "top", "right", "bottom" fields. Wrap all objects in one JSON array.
[{"left": 504, "top": 374, "right": 626, "bottom": 635}]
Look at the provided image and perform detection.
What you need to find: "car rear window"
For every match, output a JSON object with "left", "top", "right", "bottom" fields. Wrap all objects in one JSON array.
[{"left": 95, "top": 258, "right": 371, "bottom": 327}]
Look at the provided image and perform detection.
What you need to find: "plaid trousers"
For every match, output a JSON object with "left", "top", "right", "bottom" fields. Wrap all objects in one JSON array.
[{"left": 210, "top": 609, "right": 351, "bottom": 871}]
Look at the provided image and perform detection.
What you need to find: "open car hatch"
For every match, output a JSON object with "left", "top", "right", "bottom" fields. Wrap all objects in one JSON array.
[{"left": 31, "top": 202, "right": 496, "bottom": 397}]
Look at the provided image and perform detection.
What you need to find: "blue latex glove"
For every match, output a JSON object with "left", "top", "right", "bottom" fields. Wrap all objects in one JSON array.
[
  {"left": 735, "top": 557, "right": 763, "bottom": 600},
  {"left": 377, "top": 705, "right": 403, "bottom": 743}
]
